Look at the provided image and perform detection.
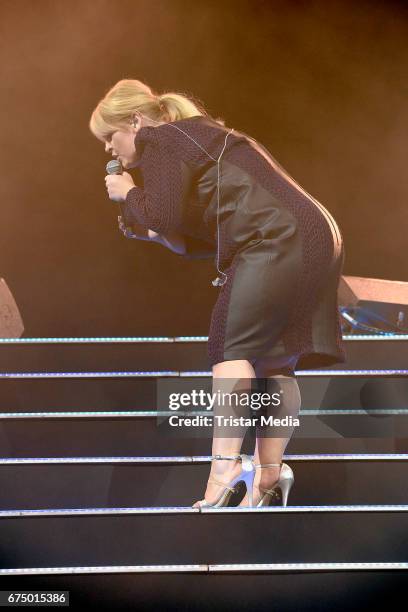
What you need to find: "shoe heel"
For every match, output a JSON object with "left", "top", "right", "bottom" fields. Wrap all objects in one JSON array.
[
  {"left": 229, "top": 456, "right": 256, "bottom": 508},
  {"left": 279, "top": 476, "right": 294, "bottom": 507},
  {"left": 242, "top": 469, "right": 256, "bottom": 508}
]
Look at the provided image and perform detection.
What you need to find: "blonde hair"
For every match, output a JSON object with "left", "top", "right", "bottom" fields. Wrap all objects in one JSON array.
[{"left": 89, "top": 78, "right": 225, "bottom": 140}]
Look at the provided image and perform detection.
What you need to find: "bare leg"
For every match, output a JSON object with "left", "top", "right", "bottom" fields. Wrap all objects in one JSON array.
[
  {"left": 239, "top": 358, "right": 301, "bottom": 506},
  {"left": 192, "top": 359, "right": 256, "bottom": 508}
]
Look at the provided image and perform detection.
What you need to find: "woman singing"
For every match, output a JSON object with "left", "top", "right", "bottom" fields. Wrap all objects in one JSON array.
[{"left": 89, "top": 79, "right": 346, "bottom": 508}]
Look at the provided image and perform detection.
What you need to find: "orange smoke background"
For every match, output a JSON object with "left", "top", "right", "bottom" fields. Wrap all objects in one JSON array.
[{"left": 1, "top": 0, "right": 407, "bottom": 336}]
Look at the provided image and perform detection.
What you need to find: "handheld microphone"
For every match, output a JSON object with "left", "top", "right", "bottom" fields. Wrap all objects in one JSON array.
[
  {"left": 105, "top": 159, "right": 135, "bottom": 238},
  {"left": 106, "top": 159, "right": 123, "bottom": 176}
]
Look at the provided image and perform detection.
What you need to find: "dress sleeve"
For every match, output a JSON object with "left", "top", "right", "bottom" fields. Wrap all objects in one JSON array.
[
  {"left": 120, "top": 126, "right": 217, "bottom": 260},
  {"left": 120, "top": 127, "right": 187, "bottom": 235}
]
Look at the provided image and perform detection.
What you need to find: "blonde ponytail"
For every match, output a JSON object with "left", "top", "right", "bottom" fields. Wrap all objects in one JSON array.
[{"left": 89, "top": 78, "right": 225, "bottom": 141}]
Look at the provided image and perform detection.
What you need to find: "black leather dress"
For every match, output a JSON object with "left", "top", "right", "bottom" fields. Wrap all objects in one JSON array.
[{"left": 122, "top": 115, "right": 346, "bottom": 371}]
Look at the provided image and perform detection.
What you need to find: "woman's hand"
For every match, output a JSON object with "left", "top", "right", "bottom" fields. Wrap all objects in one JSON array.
[
  {"left": 117, "top": 216, "right": 163, "bottom": 243},
  {"left": 105, "top": 171, "right": 135, "bottom": 202},
  {"left": 117, "top": 216, "right": 148, "bottom": 240},
  {"left": 117, "top": 216, "right": 186, "bottom": 254}
]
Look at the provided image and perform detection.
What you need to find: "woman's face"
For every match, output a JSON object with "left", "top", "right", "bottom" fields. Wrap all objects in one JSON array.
[{"left": 104, "top": 127, "right": 138, "bottom": 169}]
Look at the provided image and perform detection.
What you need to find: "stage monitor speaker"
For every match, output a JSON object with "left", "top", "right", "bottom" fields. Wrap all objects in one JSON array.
[
  {"left": 0, "top": 278, "right": 24, "bottom": 338},
  {"left": 338, "top": 275, "right": 408, "bottom": 334}
]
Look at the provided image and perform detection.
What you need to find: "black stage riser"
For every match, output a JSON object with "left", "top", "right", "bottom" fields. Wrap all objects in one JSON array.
[
  {"left": 0, "top": 419, "right": 407, "bottom": 457},
  {"left": 0, "top": 571, "right": 402, "bottom": 611},
  {"left": 0, "top": 512, "right": 407, "bottom": 567},
  {"left": 0, "top": 338, "right": 406, "bottom": 370},
  {"left": 0, "top": 343, "right": 207, "bottom": 372},
  {"left": 0, "top": 461, "right": 407, "bottom": 508}
]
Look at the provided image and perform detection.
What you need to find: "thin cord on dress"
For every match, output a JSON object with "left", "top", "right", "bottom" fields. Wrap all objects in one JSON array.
[{"left": 137, "top": 115, "right": 234, "bottom": 287}]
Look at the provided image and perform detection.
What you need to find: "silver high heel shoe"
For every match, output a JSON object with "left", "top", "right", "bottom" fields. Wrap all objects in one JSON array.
[
  {"left": 254, "top": 461, "right": 294, "bottom": 507},
  {"left": 194, "top": 454, "right": 256, "bottom": 509}
]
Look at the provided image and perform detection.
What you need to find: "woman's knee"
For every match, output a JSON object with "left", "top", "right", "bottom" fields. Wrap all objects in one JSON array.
[{"left": 212, "top": 359, "right": 255, "bottom": 379}]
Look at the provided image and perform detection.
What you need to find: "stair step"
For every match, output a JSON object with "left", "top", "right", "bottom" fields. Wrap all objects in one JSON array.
[
  {"left": 0, "top": 458, "right": 407, "bottom": 507},
  {"left": 1, "top": 408, "right": 406, "bottom": 445},
  {"left": 0, "top": 334, "right": 407, "bottom": 370},
  {"left": 0, "top": 507, "right": 407, "bottom": 569},
  {"left": 0, "top": 435, "right": 403, "bottom": 458},
  {"left": 0, "top": 373, "right": 406, "bottom": 415},
  {"left": 0, "top": 412, "right": 407, "bottom": 457},
  {"left": 0, "top": 565, "right": 403, "bottom": 610}
]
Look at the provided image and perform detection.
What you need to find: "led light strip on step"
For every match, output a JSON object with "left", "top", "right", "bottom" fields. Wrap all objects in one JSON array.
[
  {"left": 343, "top": 334, "right": 408, "bottom": 341},
  {"left": 0, "top": 562, "right": 407, "bottom": 575},
  {"left": 0, "top": 565, "right": 207, "bottom": 575},
  {"left": 180, "top": 369, "right": 408, "bottom": 377},
  {"left": 0, "top": 369, "right": 407, "bottom": 378},
  {"left": 0, "top": 507, "right": 198, "bottom": 517},
  {"left": 0, "top": 337, "right": 177, "bottom": 344},
  {"left": 0, "top": 411, "right": 185, "bottom": 418},
  {"left": 0, "top": 456, "right": 195, "bottom": 464},
  {"left": 198, "top": 504, "right": 408, "bottom": 513},
  {"left": 209, "top": 562, "right": 408, "bottom": 572},
  {"left": 0, "top": 371, "right": 179, "bottom": 378},
  {"left": 0, "top": 408, "right": 407, "bottom": 418},
  {"left": 0, "top": 454, "right": 407, "bottom": 465},
  {"left": 0, "top": 505, "right": 408, "bottom": 518},
  {"left": 0, "top": 334, "right": 407, "bottom": 343}
]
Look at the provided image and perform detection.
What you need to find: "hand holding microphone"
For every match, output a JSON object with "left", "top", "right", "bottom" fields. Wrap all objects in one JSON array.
[
  {"left": 106, "top": 159, "right": 152, "bottom": 240},
  {"left": 105, "top": 159, "right": 135, "bottom": 202}
]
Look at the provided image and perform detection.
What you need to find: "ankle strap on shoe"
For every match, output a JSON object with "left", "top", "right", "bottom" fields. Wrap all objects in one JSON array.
[
  {"left": 254, "top": 462, "right": 282, "bottom": 468},
  {"left": 211, "top": 454, "right": 241, "bottom": 461}
]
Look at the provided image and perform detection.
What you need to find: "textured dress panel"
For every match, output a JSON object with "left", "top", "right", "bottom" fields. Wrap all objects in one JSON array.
[{"left": 121, "top": 116, "right": 346, "bottom": 371}]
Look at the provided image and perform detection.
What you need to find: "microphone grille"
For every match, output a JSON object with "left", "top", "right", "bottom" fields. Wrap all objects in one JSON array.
[{"left": 106, "top": 159, "right": 123, "bottom": 175}]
